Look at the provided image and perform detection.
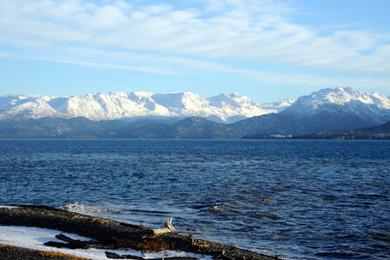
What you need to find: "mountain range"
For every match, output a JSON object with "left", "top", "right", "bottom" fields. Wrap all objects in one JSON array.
[
  {"left": 0, "top": 92, "right": 291, "bottom": 123},
  {"left": 1, "top": 87, "right": 390, "bottom": 138}
]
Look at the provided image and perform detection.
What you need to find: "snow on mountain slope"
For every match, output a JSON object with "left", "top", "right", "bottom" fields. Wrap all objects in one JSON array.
[
  {"left": 52, "top": 92, "right": 172, "bottom": 119},
  {"left": 259, "top": 99, "right": 295, "bottom": 114},
  {"left": 284, "top": 87, "right": 390, "bottom": 124},
  {"left": 208, "top": 93, "right": 265, "bottom": 121},
  {"left": 0, "top": 92, "right": 267, "bottom": 123},
  {"left": 2, "top": 87, "right": 389, "bottom": 124},
  {"left": 0, "top": 95, "right": 58, "bottom": 118},
  {"left": 152, "top": 92, "right": 211, "bottom": 115}
]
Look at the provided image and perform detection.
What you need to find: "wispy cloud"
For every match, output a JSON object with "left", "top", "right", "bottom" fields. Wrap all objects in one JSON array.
[{"left": 0, "top": 0, "right": 389, "bottom": 88}]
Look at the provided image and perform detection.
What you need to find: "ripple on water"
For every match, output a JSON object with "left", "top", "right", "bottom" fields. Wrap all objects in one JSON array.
[{"left": 0, "top": 139, "right": 389, "bottom": 259}]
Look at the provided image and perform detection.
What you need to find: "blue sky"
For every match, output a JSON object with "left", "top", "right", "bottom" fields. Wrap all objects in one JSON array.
[{"left": 0, "top": 0, "right": 389, "bottom": 102}]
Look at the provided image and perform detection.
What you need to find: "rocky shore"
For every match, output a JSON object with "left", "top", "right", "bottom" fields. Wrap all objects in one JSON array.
[{"left": 0, "top": 205, "right": 279, "bottom": 260}]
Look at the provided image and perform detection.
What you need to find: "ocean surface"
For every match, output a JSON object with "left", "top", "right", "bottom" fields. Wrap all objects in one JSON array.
[{"left": 0, "top": 139, "right": 389, "bottom": 259}]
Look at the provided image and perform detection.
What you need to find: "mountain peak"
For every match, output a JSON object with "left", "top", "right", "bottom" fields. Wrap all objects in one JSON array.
[{"left": 283, "top": 87, "right": 390, "bottom": 124}]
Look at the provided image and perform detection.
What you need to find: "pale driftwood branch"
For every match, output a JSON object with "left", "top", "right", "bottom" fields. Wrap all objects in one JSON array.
[{"left": 152, "top": 217, "right": 176, "bottom": 235}]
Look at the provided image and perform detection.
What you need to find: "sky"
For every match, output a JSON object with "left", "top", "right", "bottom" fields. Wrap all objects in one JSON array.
[{"left": 0, "top": 0, "right": 389, "bottom": 102}]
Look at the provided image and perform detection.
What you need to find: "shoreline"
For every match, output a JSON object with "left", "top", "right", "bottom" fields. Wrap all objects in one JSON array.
[
  {"left": 0, "top": 244, "right": 88, "bottom": 260},
  {"left": 0, "top": 205, "right": 279, "bottom": 260}
]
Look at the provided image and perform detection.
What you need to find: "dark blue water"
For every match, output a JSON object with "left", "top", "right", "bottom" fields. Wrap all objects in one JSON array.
[{"left": 0, "top": 139, "right": 389, "bottom": 259}]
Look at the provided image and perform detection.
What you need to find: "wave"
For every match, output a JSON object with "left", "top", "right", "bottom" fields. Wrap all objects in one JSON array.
[{"left": 61, "top": 202, "right": 108, "bottom": 216}]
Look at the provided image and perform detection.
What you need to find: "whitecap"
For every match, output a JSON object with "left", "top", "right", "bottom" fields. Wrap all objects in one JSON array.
[{"left": 0, "top": 205, "right": 18, "bottom": 209}]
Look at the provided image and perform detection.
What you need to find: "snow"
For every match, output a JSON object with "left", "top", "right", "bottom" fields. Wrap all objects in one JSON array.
[
  {"left": 2, "top": 87, "right": 389, "bottom": 123},
  {"left": 292, "top": 87, "right": 390, "bottom": 109},
  {"left": 0, "top": 92, "right": 269, "bottom": 123},
  {"left": 260, "top": 99, "right": 295, "bottom": 114},
  {"left": 285, "top": 87, "right": 390, "bottom": 122},
  {"left": 0, "top": 225, "right": 211, "bottom": 260}
]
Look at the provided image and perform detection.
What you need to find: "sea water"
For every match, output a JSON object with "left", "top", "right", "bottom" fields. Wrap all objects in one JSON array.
[{"left": 0, "top": 139, "right": 389, "bottom": 259}]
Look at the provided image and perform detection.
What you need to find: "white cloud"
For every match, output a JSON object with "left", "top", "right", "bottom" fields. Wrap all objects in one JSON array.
[{"left": 0, "top": 0, "right": 389, "bottom": 89}]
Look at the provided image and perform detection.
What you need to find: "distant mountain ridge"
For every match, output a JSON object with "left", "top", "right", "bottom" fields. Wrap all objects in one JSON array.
[
  {"left": 0, "top": 92, "right": 280, "bottom": 123},
  {"left": 1, "top": 87, "right": 390, "bottom": 138},
  {"left": 285, "top": 87, "right": 390, "bottom": 122}
]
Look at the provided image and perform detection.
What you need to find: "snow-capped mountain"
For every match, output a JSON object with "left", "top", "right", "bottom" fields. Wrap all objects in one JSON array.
[
  {"left": 259, "top": 99, "right": 295, "bottom": 114},
  {"left": 2, "top": 87, "right": 390, "bottom": 131},
  {"left": 208, "top": 93, "right": 265, "bottom": 121},
  {"left": 233, "top": 87, "right": 390, "bottom": 137},
  {"left": 0, "top": 92, "right": 269, "bottom": 123},
  {"left": 284, "top": 87, "right": 390, "bottom": 124},
  {"left": 2, "top": 87, "right": 390, "bottom": 138}
]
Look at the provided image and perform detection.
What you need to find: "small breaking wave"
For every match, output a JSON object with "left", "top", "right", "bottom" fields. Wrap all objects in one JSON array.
[
  {"left": 0, "top": 205, "right": 19, "bottom": 209},
  {"left": 61, "top": 202, "right": 108, "bottom": 216}
]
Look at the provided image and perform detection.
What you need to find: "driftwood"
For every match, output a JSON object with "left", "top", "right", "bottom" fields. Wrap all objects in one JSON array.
[
  {"left": 0, "top": 205, "right": 280, "bottom": 260},
  {"left": 44, "top": 234, "right": 93, "bottom": 249},
  {"left": 152, "top": 217, "right": 176, "bottom": 235}
]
